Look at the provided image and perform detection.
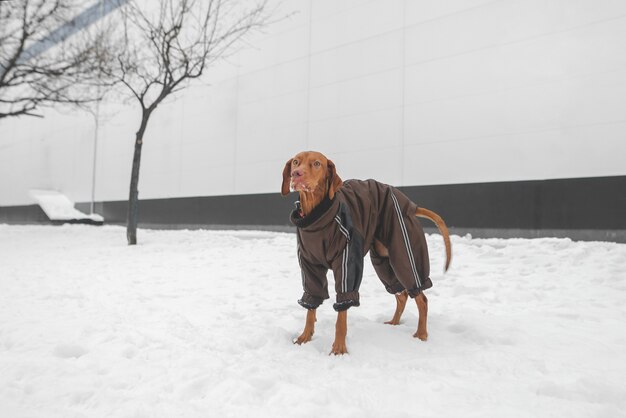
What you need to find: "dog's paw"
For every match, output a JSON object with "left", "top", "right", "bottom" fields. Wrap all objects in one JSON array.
[
  {"left": 293, "top": 332, "right": 313, "bottom": 345},
  {"left": 384, "top": 319, "right": 401, "bottom": 325},
  {"left": 413, "top": 330, "right": 428, "bottom": 341},
  {"left": 329, "top": 341, "right": 348, "bottom": 355}
]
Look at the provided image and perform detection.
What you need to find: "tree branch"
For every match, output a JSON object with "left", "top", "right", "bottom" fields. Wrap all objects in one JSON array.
[{"left": 0, "top": 0, "right": 120, "bottom": 119}]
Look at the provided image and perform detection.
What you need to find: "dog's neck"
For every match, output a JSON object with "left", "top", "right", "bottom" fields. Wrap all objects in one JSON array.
[{"left": 298, "top": 189, "right": 327, "bottom": 217}]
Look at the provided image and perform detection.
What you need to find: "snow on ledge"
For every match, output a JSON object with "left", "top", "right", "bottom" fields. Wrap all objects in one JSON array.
[{"left": 29, "top": 190, "right": 104, "bottom": 223}]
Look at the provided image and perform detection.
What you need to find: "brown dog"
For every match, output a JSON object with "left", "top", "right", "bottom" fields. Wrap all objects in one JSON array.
[{"left": 282, "top": 151, "right": 451, "bottom": 355}]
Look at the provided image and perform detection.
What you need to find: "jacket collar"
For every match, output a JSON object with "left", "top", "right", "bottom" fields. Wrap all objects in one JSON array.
[{"left": 290, "top": 195, "right": 336, "bottom": 229}]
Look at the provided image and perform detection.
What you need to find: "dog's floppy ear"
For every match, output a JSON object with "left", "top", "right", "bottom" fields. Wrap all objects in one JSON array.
[
  {"left": 327, "top": 159, "right": 343, "bottom": 200},
  {"left": 281, "top": 158, "right": 293, "bottom": 196}
]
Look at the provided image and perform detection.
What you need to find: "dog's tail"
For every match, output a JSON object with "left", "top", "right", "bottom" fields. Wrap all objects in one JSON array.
[{"left": 415, "top": 207, "right": 452, "bottom": 272}]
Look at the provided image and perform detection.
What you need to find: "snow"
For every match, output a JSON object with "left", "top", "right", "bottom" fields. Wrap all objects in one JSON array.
[
  {"left": 29, "top": 190, "right": 104, "bottom": 223},
  {"left": 1, "top": 224, "right": 625, "bottom": 417}
]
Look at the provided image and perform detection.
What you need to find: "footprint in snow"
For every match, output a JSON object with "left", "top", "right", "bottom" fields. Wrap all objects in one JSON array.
[{"left": 52, "top": 343, "right": 89, "bottom": 359}]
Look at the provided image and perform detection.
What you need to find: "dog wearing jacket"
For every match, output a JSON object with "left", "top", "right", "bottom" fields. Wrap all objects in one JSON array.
[{"left": 282, "top": 151, "right": 452, "bottom": 355}]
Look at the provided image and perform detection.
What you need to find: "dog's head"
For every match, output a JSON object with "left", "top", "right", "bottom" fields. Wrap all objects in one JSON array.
[{"left": 281, "top": 151, "right": 343, "bottom": 199}]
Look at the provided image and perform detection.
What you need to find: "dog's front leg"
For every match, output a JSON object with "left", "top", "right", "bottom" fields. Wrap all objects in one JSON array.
[
  {"left": 294, "top": 309, "right": 316, "bottom": 345},
  {"left": 330, "top": 310, "right": 348, "bottom": 355}
]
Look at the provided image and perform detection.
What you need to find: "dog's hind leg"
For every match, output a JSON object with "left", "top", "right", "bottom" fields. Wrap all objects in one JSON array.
[
  {"left": 294, "top": 309, "right": 316, "bottom": 345},
  {"left": 385, "top": 290, "right": 408, "bottom": 325},
  {"left": 413, "top": 292, "right": 428, "bottom": 341},
  {"left": 370, "top": 241, "right": 408, "bottom": 324}
]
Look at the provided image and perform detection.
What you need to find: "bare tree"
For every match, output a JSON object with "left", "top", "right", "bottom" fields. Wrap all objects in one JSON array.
[
  {"left": 0, "top": 0, "right": 118, "bottom": 119},
  {"left": 111, "top": 0, "right": 270, "bottom": 245}
]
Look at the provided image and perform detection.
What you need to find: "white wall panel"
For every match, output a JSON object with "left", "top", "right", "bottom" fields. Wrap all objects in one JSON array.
[
  {"left": 93, "top": 107, "right": 137, "bottom": 202},
  {"left": 0, "top": 112, "right": 95, "bottom": 205},
  {"left": 331, "top": 147, "right": 403, "bottom": 186},
  {"left": 310, "top": 0, "right": 404, "bottom": 53},
  {"left": 309, "top": 108, "right": 402, "bottom": 155},
  {"left": 309, "top": 69, "right": 403, "bottom": 122},
  {"left": 405, "top": 82, "right": 561, "bottom": 146},
  {"left": 311, "top": 0, "right": 378, "bottom": 21},
  {"left": 237, "top": 119, "right": 307, "bottom": 166},
  {"left": 405, "top": 0, "right": 626, "bottom": 66},
  {"left": 403, "top": 129, "right": 563, "bottom": 186},
  {"left": 556, "top": 122, "right": 626, "bottom": 179},
  {"left": 562, "top": 71, "right": 626, "bottom": 127},
  {"left": 404, "top": 0, "right": 495, "bottom": 26},
  {"left": 178, "top": 79, "right": 238, "bottom": 196},
  {"left": 310, "top": 31, "right": 403, "bottom": 88},
  {"left": 238, "top": 59, "right": 308, "bottom": 104},
  {"left": 561, "top": 17, "right": 626, "bottom": 76},
  {"left": 2, "top": 0, "right": 626, "bottom": 207},
  {"left": 236, "top": 91, "right": 307, "bottom": 163},
  {"left": 235, "top": 2, "right": 310, "bottom": 75},
  {"left": 139, "top": 99, "right": 184, "bottom": 199},
  {"left": 404, "top": 38, "right": 564, "bottom": 106},
  {"left": 234, "top": 157, "right": 292, "bottom": 195}
]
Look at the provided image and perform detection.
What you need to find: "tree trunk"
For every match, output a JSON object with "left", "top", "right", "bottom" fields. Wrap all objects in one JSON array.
[{"left": 126, "top": 111, "right": 150, "bottom": 245}]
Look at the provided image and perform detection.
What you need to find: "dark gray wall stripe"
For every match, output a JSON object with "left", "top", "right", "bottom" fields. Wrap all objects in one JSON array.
[
  {"left": 2, "top": 175, "right": 625, "bottom": 242},
  {"left": 0, "top": 205, "right": 49, "bottom": 223},
  {"left": 398, "top": 175, "right": 626, "bottom": 230}
]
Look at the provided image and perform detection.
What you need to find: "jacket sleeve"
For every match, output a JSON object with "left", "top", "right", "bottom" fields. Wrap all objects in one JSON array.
[
  {"left": 296, "top": 242, "right": 329, "bottom": 310},
  {"left": 330, "top": 203, "right": 364, "bottom": 311}
]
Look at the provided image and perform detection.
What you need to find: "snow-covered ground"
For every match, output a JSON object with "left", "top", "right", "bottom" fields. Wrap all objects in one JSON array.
[{"left": 1, "top": 224, "right": 625, "bottom": 417}]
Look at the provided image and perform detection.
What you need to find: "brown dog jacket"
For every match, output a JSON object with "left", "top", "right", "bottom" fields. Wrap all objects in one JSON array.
[{"left": 291, "top": 179, "right": 432, "bottom": 311}]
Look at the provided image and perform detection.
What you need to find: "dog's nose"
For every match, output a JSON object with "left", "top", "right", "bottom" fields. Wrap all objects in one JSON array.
[{"left": 292, "top": 169, "right": 303, "bottom": 177}]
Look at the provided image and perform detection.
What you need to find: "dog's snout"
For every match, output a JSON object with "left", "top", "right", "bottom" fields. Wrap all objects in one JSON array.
[{"left": 292, "top": 169, "right": 303, "bottom": 178}]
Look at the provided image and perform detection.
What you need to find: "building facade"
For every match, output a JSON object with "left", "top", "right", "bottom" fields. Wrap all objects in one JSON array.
[{"left": 1, "top": 0, "right": 625, "bottom": 241}]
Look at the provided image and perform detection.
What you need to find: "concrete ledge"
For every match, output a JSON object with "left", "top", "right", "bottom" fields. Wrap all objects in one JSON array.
[
  {"left": 107, "top": 223, "right": 626, "bottom": 244},
  {"left": 422, "top": 227, "right": 626, "bottom": 243}
]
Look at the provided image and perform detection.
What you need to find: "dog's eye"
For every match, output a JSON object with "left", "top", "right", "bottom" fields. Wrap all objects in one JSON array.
[
  {"left": 292, "top": 160, "right": 299, "bottom": 166},
  {"left": 314, "top": 161, "right": 321, "bottom": 167}
]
